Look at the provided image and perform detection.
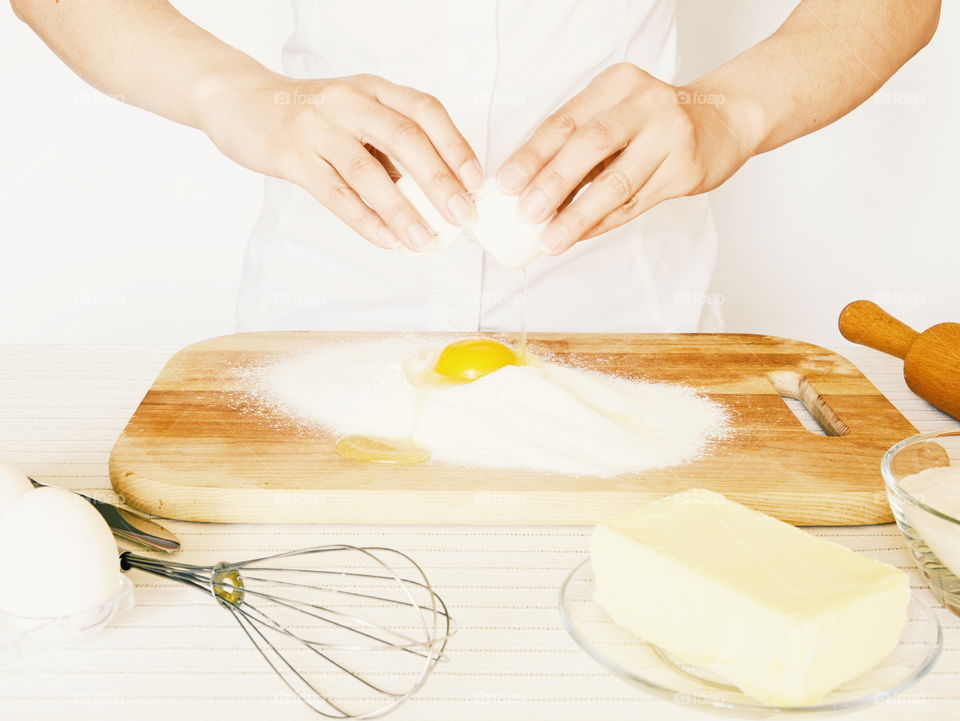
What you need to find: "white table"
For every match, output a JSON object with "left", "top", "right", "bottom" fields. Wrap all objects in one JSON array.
[{"left": 0, "top": 343, "right": 957, "bottom": 721}]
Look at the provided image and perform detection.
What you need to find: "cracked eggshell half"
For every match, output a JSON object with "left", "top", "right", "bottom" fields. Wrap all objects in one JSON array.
[
  {"left": 395, "top": 175, "right": 465, "bottom": 255},
  {"left": 471, "top": 179, "right": 551, "bottom": 270}
]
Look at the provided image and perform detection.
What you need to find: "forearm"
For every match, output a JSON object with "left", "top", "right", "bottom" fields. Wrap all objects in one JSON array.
[
  {"left": 690, "top": 0, "right": 941, "bottom": 157},
  {"left": 11, "top": 0, "right": 275, "bottom": 129},
  {"left": 12, "top": 0, "right": 483, "bottom": 252}
]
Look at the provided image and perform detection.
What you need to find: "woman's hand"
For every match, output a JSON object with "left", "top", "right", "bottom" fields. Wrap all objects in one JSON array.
[
  {"left": 199, "top": 72, "right": 483, "bottom": 251},
  {"left": 496, "top": 63, "right": 762, "bottom": 255},
  {"left": 15, "top": 0, "right": 938, "bottom": 256}
]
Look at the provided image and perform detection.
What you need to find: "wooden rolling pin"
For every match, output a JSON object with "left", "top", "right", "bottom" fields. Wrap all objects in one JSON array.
[{"left": 839, "top": 300, "right": 960, "bottom": 420}]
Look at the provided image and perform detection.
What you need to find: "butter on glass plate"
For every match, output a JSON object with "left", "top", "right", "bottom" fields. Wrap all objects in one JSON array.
[{"left": 559, "top": 559, "right": 940, "bottom": 715}]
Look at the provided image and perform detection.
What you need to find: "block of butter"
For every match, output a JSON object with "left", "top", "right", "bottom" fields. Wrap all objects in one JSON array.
[{"left": 591, "top": 489, "right": 910, "bottom": 706}]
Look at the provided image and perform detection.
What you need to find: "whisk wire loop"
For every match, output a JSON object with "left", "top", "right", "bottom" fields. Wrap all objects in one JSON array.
[{"left": 120, "top": 544, "right": 451, "bottom": 719}]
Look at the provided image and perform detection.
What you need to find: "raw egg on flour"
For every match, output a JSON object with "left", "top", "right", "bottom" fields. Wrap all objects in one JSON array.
[
  {"left": 408, "top": 337, "right": 524, "bottom": 387},
  {"left": 335, "top": 337, "right": 526, "bottom": 465}
]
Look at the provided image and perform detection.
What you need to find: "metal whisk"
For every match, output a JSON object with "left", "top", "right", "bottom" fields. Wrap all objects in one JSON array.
[{"left": 120, "top": 545, "right": 452, "bottom": 719}]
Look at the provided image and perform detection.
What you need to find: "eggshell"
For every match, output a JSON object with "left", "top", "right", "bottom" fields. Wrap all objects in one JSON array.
[
  {"left": 395, "top": 176, "right": 464, "bottom": 254},
  {"left": 0, "top": 461, "right": 34, "bottom": 517},
  {"left": 471, "top": 179, "right": 550, "bottom": 269},
  {"left": 0, "top": 487, "right": 121, "bottom": 618}
]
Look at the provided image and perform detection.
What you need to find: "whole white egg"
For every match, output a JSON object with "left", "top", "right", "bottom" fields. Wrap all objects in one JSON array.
[
  {"left": 0, "top": 487, "right": 121, "bottom": 618},
  {"left": 470, "top": 179, "right": 551, "bottom": 270},
  {"left": 0, "top": 460, "right": 34, "bottom": 518}
]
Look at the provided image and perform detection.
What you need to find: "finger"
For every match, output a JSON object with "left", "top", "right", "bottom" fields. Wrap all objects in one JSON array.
[
  {"left": 558, "top": 158, "right": 611, "bottom": 212},
  {"left": 290, "top": 156, "right": 401, "bottom": 250},
  {"left": 539, "top": 145, "right": 667, "bottom": 255},
  {"left": 367, "top": 145, "right": 401, "bottom": 181},
  {"left": 496, "top": 73, "right": 620, "bottom": 195},
  {"left": 582, "top": 169, "right": 673, "bottom": 240},
  {"left": 357, "top": 101, "right": 476, "bottom": 227},
  {"left": 324, "top": 138, "right": 437, "bottom": 251},
  {"left": 374, "top": 82, "right": 483, "bottom": 192},
  {"left": 516, "top": 106, "right": 636, "bottom": 224}
]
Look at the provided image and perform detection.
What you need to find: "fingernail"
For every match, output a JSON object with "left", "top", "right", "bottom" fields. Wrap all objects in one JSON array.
[
  {"left": 539, "top": 222, "right": 568, "bottom": 255},
  {"left": 407, "top": 221, "right": 436, "bottom": 251},
  {"left": 458, "top": 160, "right": 483, "bottom": 192},
  {"left": 518, "top": 189, "right": 549, "bottom": 223},
  {"left": 376, "top": 225, "right": 401, "bottom": 249},
  {"left": 447, "top": 193, "right": 475, "bottom": 224},
  {"left": 497, "top": 164, "right": 527, "bottom": 194}
]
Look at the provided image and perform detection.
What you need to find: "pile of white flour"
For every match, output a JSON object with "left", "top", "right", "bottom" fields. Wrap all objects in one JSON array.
[
  {"left": 900, "top": 466, "right": 960, "bottom": 578},
  {"left": 250, "top": 337, "right": 728, "bottom": 477}
]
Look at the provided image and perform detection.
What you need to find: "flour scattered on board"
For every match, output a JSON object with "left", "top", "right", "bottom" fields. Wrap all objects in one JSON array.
[{"left": 246, "top": 337, "right": 729, "bottom": 477}]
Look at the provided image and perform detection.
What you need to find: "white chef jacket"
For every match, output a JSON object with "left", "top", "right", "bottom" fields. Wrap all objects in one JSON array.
[{"left": 237, "top": 0, "right": 720, "bottom": 333}]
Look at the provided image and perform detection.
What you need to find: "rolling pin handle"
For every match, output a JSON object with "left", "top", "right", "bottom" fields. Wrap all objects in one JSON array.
[{"left": 838, "top": 300, "right": 919, "bottom": 360}]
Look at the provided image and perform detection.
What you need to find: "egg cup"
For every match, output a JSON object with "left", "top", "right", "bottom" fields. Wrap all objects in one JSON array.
[{"left": 0, "top": 575, "right": 133, "bottom": 659}]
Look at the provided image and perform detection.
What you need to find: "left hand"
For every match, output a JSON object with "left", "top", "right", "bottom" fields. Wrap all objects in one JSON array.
[{"left": 496, "top": 63, "right": 760, "bottom": 255}]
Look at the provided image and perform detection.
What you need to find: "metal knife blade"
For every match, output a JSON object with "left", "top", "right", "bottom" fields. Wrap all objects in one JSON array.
[{"left": 29, "top": 478, "right": 180, "bottom": 553}]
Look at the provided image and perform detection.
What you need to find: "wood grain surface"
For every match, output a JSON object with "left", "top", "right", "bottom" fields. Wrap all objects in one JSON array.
[{"left": 109, "top": 332, "right": 918, "bottom": 526}]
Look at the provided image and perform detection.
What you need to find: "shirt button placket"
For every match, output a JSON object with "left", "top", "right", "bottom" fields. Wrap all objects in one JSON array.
[{"left": 424, "top": 2, "right": 499, "bottom": 333}]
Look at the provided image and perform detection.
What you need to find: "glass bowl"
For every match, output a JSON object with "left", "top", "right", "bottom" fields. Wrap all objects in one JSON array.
[
  {"left": 0, "top": 575, "right": 133, "bottom": 658},
  {"left": 559, "top": 559, "right": 941, "bottom": 716},
  {"left": 883, "top": 429, "right": 960, "bottom": 616}
]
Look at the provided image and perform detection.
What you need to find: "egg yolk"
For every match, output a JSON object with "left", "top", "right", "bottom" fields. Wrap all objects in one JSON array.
[
  {"left": 335, "top": 435, "right": 431, "bottom": 465},
  {"left": 433, "top": 338, "right": 522, "bottom": 383}
]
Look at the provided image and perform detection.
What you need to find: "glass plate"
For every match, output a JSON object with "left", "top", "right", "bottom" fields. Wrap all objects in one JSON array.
[{"left": 559, "top": 559, "right": 941, "bottom": 716}]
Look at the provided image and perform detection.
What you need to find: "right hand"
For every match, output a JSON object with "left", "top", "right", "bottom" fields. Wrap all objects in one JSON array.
[{"left": 197, "top": 72, "right": 483, "bottom": 251}]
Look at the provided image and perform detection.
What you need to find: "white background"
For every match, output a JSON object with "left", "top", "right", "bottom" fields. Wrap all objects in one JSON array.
[{"left": 1, "top": 0, "right": 957, "bottom": 347}]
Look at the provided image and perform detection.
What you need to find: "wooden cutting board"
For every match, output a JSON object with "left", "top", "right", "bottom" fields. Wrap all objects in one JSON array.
[{"left": 109, "top": 332, "right": 917, "bottom": 526}]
